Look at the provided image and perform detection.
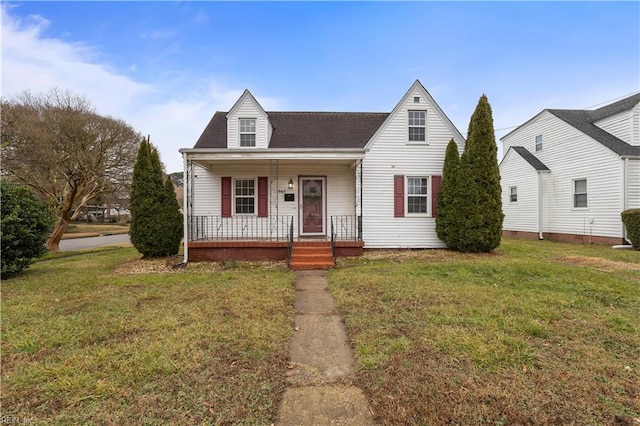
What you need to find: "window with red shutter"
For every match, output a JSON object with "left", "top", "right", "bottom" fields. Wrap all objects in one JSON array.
[
  {"left": 394, "top": 175, "right": 404, "bottom": 217},
  {"left": 221, "top": 177, "right": 232, "bottom": 217}
]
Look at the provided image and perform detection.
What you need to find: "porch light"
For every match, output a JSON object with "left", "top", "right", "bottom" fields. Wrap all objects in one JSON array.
[{"left": 288, "top": 178, "right": 294, "bottom": 190}]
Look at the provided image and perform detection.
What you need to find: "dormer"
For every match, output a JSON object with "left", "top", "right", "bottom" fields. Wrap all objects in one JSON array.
[{"left": 226, "top": 90, "right": 273, "bottom": 149}]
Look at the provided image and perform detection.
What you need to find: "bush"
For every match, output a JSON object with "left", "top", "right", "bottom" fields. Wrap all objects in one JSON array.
[
  {"left": 129, "top": 139, "right": 183, "bottom": 258},
  {"left": 436, "top": 139, "right": 459, "bottom": 246},
  {"left": 1, "top": 180, "right": 53, "bottom": 278},
  {"left": 621, "top": 208, "right": 640, "bottom": 249}
]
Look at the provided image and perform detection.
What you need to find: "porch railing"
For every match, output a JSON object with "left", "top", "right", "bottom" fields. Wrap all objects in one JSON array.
[
  {"left": 330, "top": 215, "right": 362, "bottom": 241},
  {"left": 330, "top": 215, "right": 362, "bottom": 263},
  {"left": 189, "top": 215, "right": 294, "bottom": 241}
]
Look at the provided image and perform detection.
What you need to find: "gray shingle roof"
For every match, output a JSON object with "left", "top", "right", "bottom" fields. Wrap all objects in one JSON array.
[
  {"left": 511, "top": 146, "right": 550, "bottom": 171},
  {"left": 547, "top": 93, "right": 640, "bottom": 157},
  {"left": 193, "top": 111, "right": 389, "bottom": 149}
]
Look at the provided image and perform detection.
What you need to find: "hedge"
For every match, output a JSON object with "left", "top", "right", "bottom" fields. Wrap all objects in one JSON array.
[{"left": 621, "top": 208, "right": 640, "bottom": 249}]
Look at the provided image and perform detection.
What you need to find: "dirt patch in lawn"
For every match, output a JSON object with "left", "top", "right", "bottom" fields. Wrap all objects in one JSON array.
[
  {"left": 553, "top": 255, "right": 640, "bottom": 272},
  {"left": 114, "top": 257, "right": 287, "bottom": 275}
]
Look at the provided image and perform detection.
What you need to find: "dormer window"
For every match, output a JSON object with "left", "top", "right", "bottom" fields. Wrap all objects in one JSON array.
[
  {"left": 239, "top": 118, "right": 256, "bottom": 147},
  {"left": 408, "top": 110, "right": 426, "bottom": 142}
]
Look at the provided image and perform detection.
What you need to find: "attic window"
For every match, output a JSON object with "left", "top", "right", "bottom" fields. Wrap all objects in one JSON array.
[
  {"left": 239, "top": 118, "right": 256, "bottom": 147},
  {"left": 535, "top": 134, "right": 543, "bottom": 151},
  {"left": 408, "top": 110, "right": 426, "bottom": 142},
  {"left": 413, "top": 96, "right": 420, "bottom": 103}
]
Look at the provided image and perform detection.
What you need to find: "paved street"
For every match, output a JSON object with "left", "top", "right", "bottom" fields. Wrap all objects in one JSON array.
[{"left": 59, "top": 234, "right": 131, "bottom": 251}]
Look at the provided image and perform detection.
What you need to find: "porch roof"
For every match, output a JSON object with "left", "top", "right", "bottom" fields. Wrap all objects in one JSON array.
[{"left": 179, "top": 147, "right": 366, "bottom": 161}]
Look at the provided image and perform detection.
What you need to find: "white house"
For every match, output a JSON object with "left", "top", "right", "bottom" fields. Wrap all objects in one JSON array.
[
  {"left": 500, "top": 93, "right": 640, "bottom": 245},
  {"left": 179, "top": 80, "right": 465, "bottom": 267}
]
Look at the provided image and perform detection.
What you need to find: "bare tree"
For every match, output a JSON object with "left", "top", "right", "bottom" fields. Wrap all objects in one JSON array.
[{"left": 1, "top": 89, "right": 142, "bottom": 251}]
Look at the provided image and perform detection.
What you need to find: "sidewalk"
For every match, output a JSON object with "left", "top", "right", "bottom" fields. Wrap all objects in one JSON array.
[{"left": 277, "top": 271, "right": 375, "bottom": 425}]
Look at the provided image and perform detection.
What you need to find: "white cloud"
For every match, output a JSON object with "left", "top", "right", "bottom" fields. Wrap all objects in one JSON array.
[{"left": 0, "top": 5, "right": 284, "bottom": 173}]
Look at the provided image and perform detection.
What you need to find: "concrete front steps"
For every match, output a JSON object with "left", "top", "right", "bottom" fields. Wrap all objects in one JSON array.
[{"left": 289, "top": 241, "right": 335, "bottom": 270}]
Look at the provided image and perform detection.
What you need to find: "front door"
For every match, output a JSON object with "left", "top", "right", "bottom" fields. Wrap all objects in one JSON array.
[{"left": 300, "top": 177, "right": 326, "bottom": 236}]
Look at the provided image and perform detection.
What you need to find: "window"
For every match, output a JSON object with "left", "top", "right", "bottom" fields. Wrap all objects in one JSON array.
[
  {"left": 235, "top": 179, "right": 256, "bottom": 214},
  {"left": 535, "top": 134, "right": 543, "bottom": 152},
  {"left": 573, "top": 179, "right": 587, "bottom": 208},
  {"left": 408, "top": 110, "right": 426, "bottom": 142},
  {"left": 407, "top": 177, "right": 429, "bottom": 214},
  {"left": 510, "top": 186, "right": 518, "bottom": 203},
  {"left": 239, "top": 118, "right": 256, "bottom": 147}
]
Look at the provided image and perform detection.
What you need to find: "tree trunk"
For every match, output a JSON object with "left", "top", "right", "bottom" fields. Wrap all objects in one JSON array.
[{"left": 46, "top": 218, "right": 69, "bottom": 252}]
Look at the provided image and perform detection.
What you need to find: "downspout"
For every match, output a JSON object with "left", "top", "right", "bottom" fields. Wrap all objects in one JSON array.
[
  {"left": 537, "top": 171, "right": 544, "bottom": 240},
  {"left": 182, "top": 152, "right": 189, "bottom": 264},
  {"left": 359, "top": 159, "right": 363, "bottom": 241},
  {"left": 622, "top": 158, "right": 629, "bottom": 243}
]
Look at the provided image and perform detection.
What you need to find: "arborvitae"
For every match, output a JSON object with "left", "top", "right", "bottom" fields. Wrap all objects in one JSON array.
[
  {"left": 459, "top": 95, "right": 504, "bottom": 252},
  {"left": 436, "top": 139, "right": 459, "bottom": 246},
  {"left": 129, "top": 138, "right": 183, "bottom": 257},
  {"left": 449, "top": 152, "right": 483, "bottom": 252},
  {"left": 157, "top": 177, "right": 183, "bottom": 256}
]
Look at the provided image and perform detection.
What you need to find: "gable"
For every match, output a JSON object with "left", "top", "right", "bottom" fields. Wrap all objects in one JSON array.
[
  {"left": 364, "top": 80, "right": 465, "bottom": 151},
  {"left": 225, "top": 90, "right": 271, "bottom": 149},
  {"left": 503, "top": 93, "right": 640, "bottom": 158}
]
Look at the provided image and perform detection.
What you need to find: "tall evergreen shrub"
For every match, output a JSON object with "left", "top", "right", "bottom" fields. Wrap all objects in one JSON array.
[
  {"left": 448, "top": 152, "right": 484, "bottom": 252},
  {"left": 436, "top": 139, "right": 460, "bottom": 246},
  {"left": 455, "top": 95, "right": 503, "bottom": 252},
  {"left": 129, "top": 138, "right": 183, "bottom": 257}
]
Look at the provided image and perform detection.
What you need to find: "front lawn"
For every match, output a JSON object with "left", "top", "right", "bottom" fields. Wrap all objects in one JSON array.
[
  {"left": 2, "top": 247, "right": 295, "bottom": 424},
  {"left": 330, "top": 238, "right": 639, "bottom": 425}
]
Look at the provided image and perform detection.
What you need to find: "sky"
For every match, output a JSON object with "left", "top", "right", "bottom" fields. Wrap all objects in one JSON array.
[{"left": 2, "top": 1, "right": 639, "bottom": 173}]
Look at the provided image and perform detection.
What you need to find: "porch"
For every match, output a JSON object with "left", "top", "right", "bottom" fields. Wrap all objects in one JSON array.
[
  {"left": 182, "top": 156, "right": 366, "bottom": 265},
  {"left": 186, "top": 215, "right": 364, "bottom": 266}
]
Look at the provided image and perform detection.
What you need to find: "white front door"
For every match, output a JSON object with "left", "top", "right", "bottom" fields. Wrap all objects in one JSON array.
[{"left": 299, "top": 177, "right": 326, "bottom": 236}]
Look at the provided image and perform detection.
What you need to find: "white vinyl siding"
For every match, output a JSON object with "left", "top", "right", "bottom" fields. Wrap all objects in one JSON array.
[
  {"left": 500, "top": 150, "right": 539, "bottom": 233},
  {"left": 362, "top": 84, "right": 464, "bottom": 248},
  {"left": 594, "top": 109, "right": 633, "bottom": 145},
  {"left": 502, "top": 111, "right": 624, "bottom": 239},
  {"left": 190, "top": 160, "right": 356, "bottom": 239},
  {"left": 628, "top": 159, "right": 640, "bottom": 209}
]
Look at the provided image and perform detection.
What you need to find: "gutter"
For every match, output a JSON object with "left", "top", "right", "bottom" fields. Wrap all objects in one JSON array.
[{"left": 537, "top": 171, "right": 550, "bottom": 240}]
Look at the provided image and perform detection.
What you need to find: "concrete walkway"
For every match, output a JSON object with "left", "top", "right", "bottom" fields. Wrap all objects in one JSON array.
[{"left": 277, "top": 271, "right": 375, "bottom": 425}]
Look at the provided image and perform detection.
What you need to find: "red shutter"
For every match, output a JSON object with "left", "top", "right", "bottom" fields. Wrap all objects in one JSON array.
[
  {"left": 431, "top": 175, "right": 442, "bottom": 217},
  {"left": 221, "top": 177, "right": 232, "bottom": 217},
  {"left": 258, "top": 176, "right": 268, "bottom": 217},
  {"left": 394, "top": 175, "right": 404, "bottom": 217}
]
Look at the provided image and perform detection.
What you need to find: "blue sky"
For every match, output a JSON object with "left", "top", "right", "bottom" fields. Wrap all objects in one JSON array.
[{"left": 2, "top": 1, "right": 639, "bottom": 172}]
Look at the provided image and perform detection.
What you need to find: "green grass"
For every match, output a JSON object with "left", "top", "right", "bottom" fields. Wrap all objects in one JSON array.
[
  {"left": 63, "top": 223, "right": 129, "bottom": 235},
  {"left": 2, "top": 248, "right": 295, "bottom": 425},
  {"left": 330, "top": 239, "right": 640, "bottom": 425}
]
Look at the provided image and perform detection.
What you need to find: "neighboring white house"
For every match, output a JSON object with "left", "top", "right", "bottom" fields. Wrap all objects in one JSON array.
[
  {"left": 179, "top": 80, "right": 465, "bottom": 263},
  {"left": 500, "top": 93, "right": 640, "bottom": 245}
]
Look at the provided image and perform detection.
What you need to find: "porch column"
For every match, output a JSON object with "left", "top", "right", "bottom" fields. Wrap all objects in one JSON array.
[
  {"left": 270, "top": 159, "right": 279, "bottom": 239},
  {"left": 355, "top": 159, "right": 363, "bottom": 241},
  {"left": 182, "top": 154, "right": 193, "bottom": 263}
]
